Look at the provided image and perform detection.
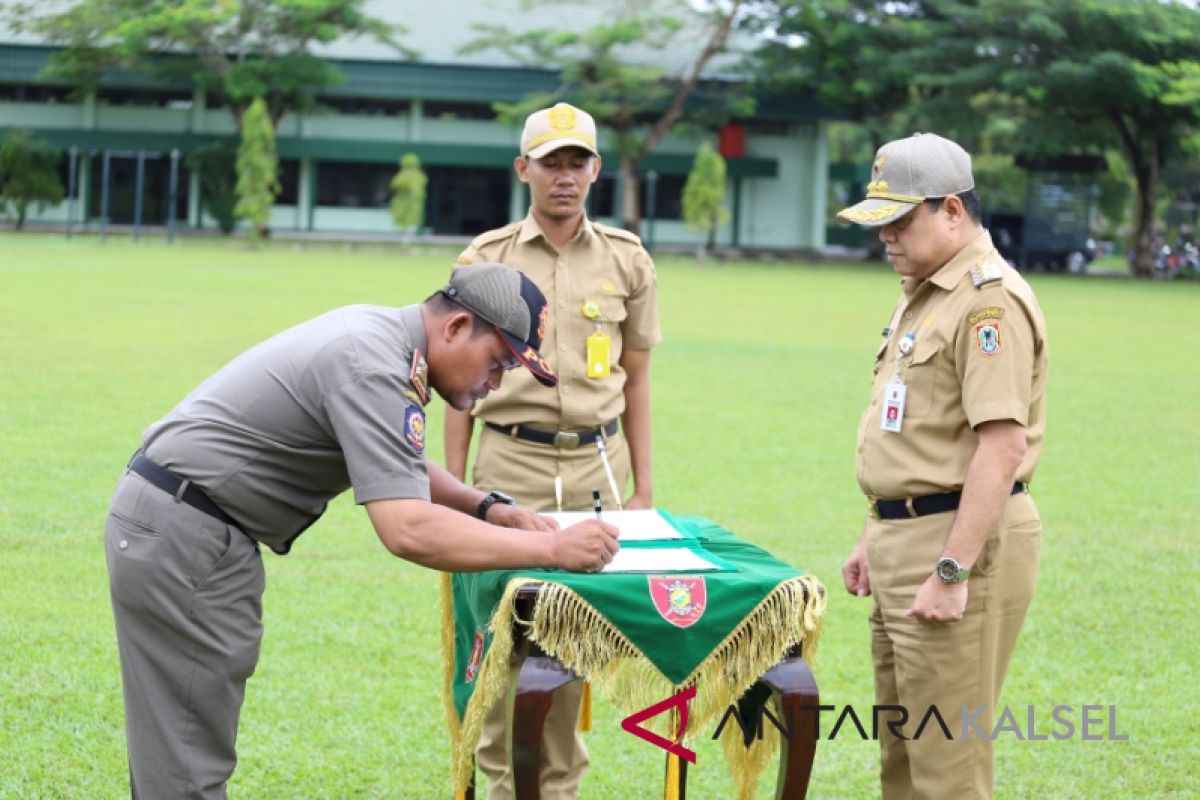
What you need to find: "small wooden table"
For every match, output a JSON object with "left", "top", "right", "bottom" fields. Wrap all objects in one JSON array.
[{"left": 462, "top": 583, "right": 820, "bottom": 799}]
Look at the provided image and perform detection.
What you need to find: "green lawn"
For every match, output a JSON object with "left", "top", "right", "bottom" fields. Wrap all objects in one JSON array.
[{"left": 1, "top": 233, "right": 1197, "bottom": 799}]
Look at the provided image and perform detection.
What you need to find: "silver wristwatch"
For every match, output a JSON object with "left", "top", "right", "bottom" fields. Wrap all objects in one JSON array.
[{"left": 935, "top": 556, "right": 970, "bottom": 584}]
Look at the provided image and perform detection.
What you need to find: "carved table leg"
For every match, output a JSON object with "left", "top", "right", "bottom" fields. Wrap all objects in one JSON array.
[
  {"left": 759, "top": 656, "right": 820, "bottom": 799},
  {"left": 511, "top": 655, "right": 577, "bottom": 800}
]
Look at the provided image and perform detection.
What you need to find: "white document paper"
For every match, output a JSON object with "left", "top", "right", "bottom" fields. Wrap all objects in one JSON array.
[
  {"left": 600, "top": 546, "right": 722, "bottom": 574},
  {"left": 543, "top": 508, "right": 683, "bottom": 542}
]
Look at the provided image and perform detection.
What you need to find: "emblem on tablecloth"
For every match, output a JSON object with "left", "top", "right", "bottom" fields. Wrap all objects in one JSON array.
[
  {"left": 648, "top": 576, "right": 707, "bottom": 628},
  {"left": 464, "top": 629, "right": 485, "bottom": 683}
]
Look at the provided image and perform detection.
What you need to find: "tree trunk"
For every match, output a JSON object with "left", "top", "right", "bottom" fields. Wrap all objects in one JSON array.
[
  {"left": 620, "top": 155, "right": 641, "bottom": 237},
  {"left": 15, "top": 202, "right": 27, "bottom": 230},
  {"left": 1130, "top": 161, "right": 1159, "bottom": 279}
]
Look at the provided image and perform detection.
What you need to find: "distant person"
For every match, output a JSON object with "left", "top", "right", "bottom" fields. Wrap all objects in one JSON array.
[
  {"left": 105, "top": 262, "right": 618, "bottom": 798},
  {"left": 444, "top": 102, "right": 661, "bottom": 799},
  {"left": 838, "top": 133, "right": 1049, "bottom": 799}
]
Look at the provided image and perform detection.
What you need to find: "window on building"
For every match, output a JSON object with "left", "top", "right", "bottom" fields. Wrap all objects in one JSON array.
[
  {"left": 423, "top": 100, "right": 496, "bottom": 121},
  {"left": 277, "top": 160, "right": 300, "bottom": 205},
  {"left": 315, "top": 161, "right": 393, "bottom": 208},
  {"left": 424, "top": 166, "right": 510, "bottom": 235},
  {"left": 588, "top": 174, "right": 617, "bottom": 218},
  {"left": 584, "top": 172, "right": 686, "bottom": 220},
  {"left": 85, "top": 152, "right": 190, "bottom": 223},
  {"left": 0, "top": 83, "right": 74, "bottom": 103},
  {"left": 315, "top": 95, "right": 409, "bottom": 116},
  {"left": 641, "top": 173, "right": 686, "bottom": 221},
  {"left": 743, "top": 119, "right": 791, "bottom": 136},
  {"left": 96, "top": 88, "right": 194, "bottom": 109}
]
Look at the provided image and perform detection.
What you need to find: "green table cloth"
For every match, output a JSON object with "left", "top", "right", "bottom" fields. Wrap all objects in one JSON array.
[{"left": 441, "top": 515, "right": 825, "bottom": 799}]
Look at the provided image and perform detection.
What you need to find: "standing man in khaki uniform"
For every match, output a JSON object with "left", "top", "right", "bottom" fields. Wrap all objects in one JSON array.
[
  {"left": 838, "top": 133, "right": 1048, "bottom": 799},
  {"left": 444, "top": 103, "right": 661, "bottom": 799}
]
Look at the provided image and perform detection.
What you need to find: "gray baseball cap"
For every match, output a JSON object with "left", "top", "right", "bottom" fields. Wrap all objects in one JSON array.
[
  {"left": 442, "top": 262, "right": 557, "bottom": 387},
  {"left": 837, "top": 133, "right": 975, "bottom": 227}
]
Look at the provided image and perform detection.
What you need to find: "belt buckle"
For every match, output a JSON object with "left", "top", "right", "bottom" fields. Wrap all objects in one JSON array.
[
  {"left": 868, "top": 497, "right": 880, "bottom": 520},
  {"left": 553, "top": 431, "right": 581, "bottom": 449}
]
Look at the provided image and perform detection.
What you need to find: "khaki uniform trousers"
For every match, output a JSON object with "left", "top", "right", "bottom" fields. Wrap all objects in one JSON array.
[
  {"left": 104, "top": 469, "right": 265, "bottom": 799},
  {"left": 472, "top": 424, "right": 631, "bottom": 800},
  {"left": 867, "top": 491, "right": 1040, "bottom": 800}
]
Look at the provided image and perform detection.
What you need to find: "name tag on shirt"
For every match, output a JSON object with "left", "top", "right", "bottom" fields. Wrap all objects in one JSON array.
[
  {"left": 880, "top": 381, "right": 906, "bottom": 433},
  {"left": 587, "top": 331, "right": 611, "bottom": 378}
]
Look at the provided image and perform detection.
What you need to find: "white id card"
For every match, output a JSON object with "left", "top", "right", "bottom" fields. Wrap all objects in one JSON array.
[{"left": 880, "top": 381, "right": 907, "bottom": 433}]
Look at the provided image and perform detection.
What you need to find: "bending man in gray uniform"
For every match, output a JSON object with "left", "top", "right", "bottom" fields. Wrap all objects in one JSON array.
[{"left": 104, "top": 262, "right": 619, "bottom": 799}]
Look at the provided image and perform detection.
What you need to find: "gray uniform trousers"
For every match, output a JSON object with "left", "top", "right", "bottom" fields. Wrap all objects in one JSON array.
[{"left": 105, "top": 469, "right": 265, "bottom": 799}]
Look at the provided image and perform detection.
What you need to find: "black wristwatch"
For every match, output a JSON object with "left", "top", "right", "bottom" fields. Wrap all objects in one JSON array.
[{"left": 476, "top": 490, "right": 516, "bottom": 520}]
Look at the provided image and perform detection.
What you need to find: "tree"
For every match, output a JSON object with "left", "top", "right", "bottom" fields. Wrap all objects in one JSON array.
[
  {"left": 0, "top": 130, "right": 65, "bottom": 230},
  {"left": 389, "top": 153, "right": 427, "bottom": 241},
  {"left": 7, "top": 0, "right": 406, "bottom": 131},
  {"left": 969, "top": 0, "right": 1200, "bottom": 277},
  {"left": 186, "top": 140, "right": 239, "bottom": 235},
  {"left": 752, "top": 0, "right": 932, "bottom": 260},
  {"left": 234, "top": 98, "right": 280, "bottom": 237},
  {"left": 682, "top": 141, "right": 730, "bottom": 258},
  {"left": 756, "top": 0, "right": 1200, "bottom": 277},
  {"left": 467, "top": 0, "right": 750, "bottom": 235}
]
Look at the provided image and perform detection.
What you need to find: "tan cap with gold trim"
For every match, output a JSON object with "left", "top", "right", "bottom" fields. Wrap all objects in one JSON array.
[
  {"left": 520, "top": 103, "right": 599, "bottom": 159},
  {"left": 837, "top": 133, "right": 974, "bottom": 227}
]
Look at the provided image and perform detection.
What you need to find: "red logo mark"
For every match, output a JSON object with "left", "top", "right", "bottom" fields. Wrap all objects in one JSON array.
[
  {"left": 648, "top": 576, "right": 707, "bottom": 628},
  {"left": 620, "top": 685, "right": 697, "bottom": 763},
  {"left": 464, "top": 629, "right": 485, "bottom": 683}
]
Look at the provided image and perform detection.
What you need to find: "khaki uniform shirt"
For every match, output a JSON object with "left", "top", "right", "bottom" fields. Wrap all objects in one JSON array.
[
  {"left": 456, "top": 213, "right": 661, "bottom": 428},
  {"left": 856, "top": 231, "right": 1049, "bottom": 499}
]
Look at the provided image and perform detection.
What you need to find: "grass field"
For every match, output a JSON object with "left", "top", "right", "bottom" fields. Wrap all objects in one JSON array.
[{"left": 1, "top": 233, "right": 1197, "bottom": 799}]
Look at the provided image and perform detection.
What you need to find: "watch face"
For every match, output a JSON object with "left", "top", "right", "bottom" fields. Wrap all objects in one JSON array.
[{"left": 937, "top": 558, "right": 961, "bottom": 582}]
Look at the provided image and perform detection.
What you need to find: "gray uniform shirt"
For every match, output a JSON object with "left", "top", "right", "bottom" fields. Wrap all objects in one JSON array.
[{"left": 143, "top": 304, "right": 431, "bottom": 554}]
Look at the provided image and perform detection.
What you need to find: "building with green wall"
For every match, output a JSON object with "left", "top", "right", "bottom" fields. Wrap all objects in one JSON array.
[{"left": 0, "top": 2, "right": 829, "bottom": 250}]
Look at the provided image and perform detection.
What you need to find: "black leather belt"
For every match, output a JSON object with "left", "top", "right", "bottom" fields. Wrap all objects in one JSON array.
[
  {"left": 127, "top": 451, "right": 241, "bottom": 528},
  {"left": 872, "top": 483, "right": 1027, "bottom": 520},
  {"left": 485, "top": 419, "right": 618, "bottom": 449}
]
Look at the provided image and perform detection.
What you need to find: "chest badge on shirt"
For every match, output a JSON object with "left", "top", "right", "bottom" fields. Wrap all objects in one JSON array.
[
  {"left": 975, "top": 322, "right": 1002, "bottom": 357},
  {"left": 410, "top": 348, "right": 429, "bottom": 405},
  {"left": 404, "top": 405, "right": 425, "bottom": 453},
  {"left": 648, "top": 576, "right": 707, "bottom": 628}
]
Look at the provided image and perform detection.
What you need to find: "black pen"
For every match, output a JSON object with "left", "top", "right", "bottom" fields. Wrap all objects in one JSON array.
[{"left": 592, "top": 488, "right": 603, "bottom": 520}]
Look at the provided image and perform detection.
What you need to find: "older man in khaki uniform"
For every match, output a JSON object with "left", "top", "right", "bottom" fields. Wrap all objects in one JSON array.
[
  {"left": 444, "top": 103, "right": 660, "bottom": 799},
  {"left": 839, "top": 133, "right": 1048, "bottom": 799}
]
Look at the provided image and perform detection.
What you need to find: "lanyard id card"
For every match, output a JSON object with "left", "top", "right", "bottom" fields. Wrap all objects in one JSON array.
[
  {"left": 587, "top": 330, "right": 611, "bottom": 378},
  {"left": 880, "top": 381, "right": 906, "bottom": 433},
  {"left": 880, "top": 332, "right": 914, "bottom": 433}
]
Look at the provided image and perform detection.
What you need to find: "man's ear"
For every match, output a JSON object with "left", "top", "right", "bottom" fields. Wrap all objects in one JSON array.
[
  {"left": 443, "top": 311, "right": 474, "bottom": 343},
  {"left": 942, "top": 194, "right": 966, "bottom": 228},
  {"left": 514, "top": 155, "right": 530, "bottom": 184}
]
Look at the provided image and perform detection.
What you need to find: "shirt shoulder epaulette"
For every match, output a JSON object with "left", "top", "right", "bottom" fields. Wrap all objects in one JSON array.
[
  {"left": 970, "top": 258, "right": 1004, "bottom": 289},
  {"left": 469, "top": 221, "right": 522, "bottom": 249},
  {"left": 593, "top": 221, "right": 644, "bottom": 247}
]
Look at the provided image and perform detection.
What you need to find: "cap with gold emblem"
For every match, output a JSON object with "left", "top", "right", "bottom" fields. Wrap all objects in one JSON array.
[
  {"left": 520, "top": 103, "right": 599, "bottom": 159},
  {"left": 837, "top": 133, "right": 975, "bottom": 228}
]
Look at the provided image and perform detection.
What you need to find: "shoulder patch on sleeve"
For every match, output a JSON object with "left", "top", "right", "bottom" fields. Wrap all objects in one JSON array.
[
  {"left": 970, "top": 259, "right": 1004, "bottom": 288},
  {"left": 967, "top": 306, "right": 1005, "bottom": 325},
  {"left": 594, "top": 221, "right": 643, "bottom": 246},
  {"left": 403, "top": 405, "right": 425, "bottom": 454}
]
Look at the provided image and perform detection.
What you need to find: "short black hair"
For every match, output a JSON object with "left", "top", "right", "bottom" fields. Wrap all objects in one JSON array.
[
  {"left": 925, "top": 189, "right": 981, "bottom": 224},
  {"left": 424, "top": 290, "right": 493, "bottom": 336}
]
